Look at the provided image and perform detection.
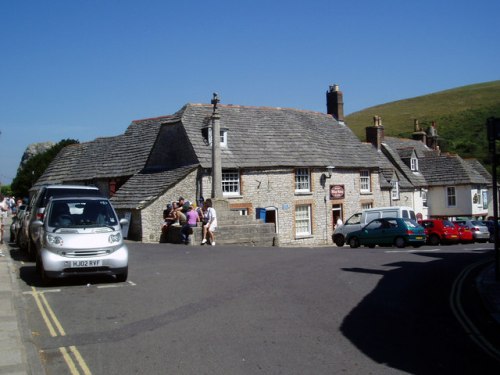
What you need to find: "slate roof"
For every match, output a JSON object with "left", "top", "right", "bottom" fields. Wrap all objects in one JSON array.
[
  {"left": 419, "top": 154, "right": 491, "bottom": 186},
  {"left": 177, "top": 104, "right": 381, "bottom": 169},
  {"left": 110, "top": 164, "right": 197, "bottom": 210},
  {"left": 35, "top": 117, "right": 166, "bottom": 187},
  {"left": 35, "top": 103, "right": 384, "bottom": 209}
]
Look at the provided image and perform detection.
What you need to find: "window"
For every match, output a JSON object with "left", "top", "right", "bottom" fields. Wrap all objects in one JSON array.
[
  {"left": 361, "top": 202, "right": 373, "bottom": 210},
  {"left": 295, "top": 204, "right": 312, "bottom": 236},
  {"left": 411, "top": 156, "right": 418, "bottom": 171},
  {"left": 295, "top": 168, "right": 310, "bottom": 192},
  {"left": 447, "top": 186, "right": 456, "bottom": 207},
  {"left": 207, "top": 128, "right": 228, "bottom": 147},
  {"left": 222, "top": 171, "right": 240, "bottom": 196},
  {"left": 360, "top": 170, "right": 371, "bottom": 192},
  {"left": 391, "top": 180, "right": 399, "bottom": 200},
  {"left": 421, "top": 190, "right": 428, "bottom": 207}
]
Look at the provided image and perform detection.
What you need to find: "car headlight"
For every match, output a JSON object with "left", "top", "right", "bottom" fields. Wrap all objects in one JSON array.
[
  {"left": 47, "top": 234, "right": 64, "bottom": 246},
  {"left": 108, "top": 232, "right": 121, "bottom": 244}
]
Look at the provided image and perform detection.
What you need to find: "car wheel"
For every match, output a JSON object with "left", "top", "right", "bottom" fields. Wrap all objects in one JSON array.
[
  {"left": 333, "top": 235, "right": 345, "bottom": 247},
  {"left": 116, "top": 268, "right": 128, "bottom": 283},
  {"left": 394, "top": 237, "right": 406, "bottom": 248},
  {"left": 429, "top": 234, "right": 440, "bottom": 246},
  {"left": 349, "top": 237, "right": 360, "bottom": 248}
]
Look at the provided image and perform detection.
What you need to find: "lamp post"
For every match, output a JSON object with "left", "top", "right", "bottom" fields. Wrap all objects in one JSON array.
[
  {"left": 487, "top": 117, "right": 500, "bottom": 281},
  {"left": 211, "top": 93, "right": 222, "bottom": 199}
]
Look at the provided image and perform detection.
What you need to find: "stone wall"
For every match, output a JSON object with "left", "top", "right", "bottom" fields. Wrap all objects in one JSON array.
[{"left": 141, "top": 170, "right": 199, "bottom": 243}]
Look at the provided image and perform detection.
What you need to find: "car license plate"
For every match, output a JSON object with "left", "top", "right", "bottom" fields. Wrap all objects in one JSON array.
[
  {"left": 415, "top": 236, "right": 423, "bottom": 240},
  {"left": 71, "top": 260, "right": 102, "bottom": 268}
]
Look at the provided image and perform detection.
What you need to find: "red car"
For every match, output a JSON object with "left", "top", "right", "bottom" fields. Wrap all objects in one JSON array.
[
  {"left": 418, "top": 219, "right": 460, "bottom": 245},
  {"left": 453, "top": 222, "right": 474, "bottom": 243}
]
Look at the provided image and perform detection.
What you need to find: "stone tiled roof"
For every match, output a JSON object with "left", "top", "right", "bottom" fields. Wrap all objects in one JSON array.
[
  {"left": 179, "top": 104, "right": 381, "bottom": 169},
  {"left": 110, "top": 164, "right": 197, "bottom": 210},
  {"left": 419, "top": 154, "right": 491, "bottom": 186},
  {"left": 35, "top": 117, "right": 166, "bottom": 187},
  {"left": 380, "top": 142, "right": 428, "bottom": 188}
]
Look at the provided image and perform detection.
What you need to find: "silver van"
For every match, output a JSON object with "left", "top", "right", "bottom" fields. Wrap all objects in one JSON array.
[{"left": 333, "top": 206, "right": 416, "bottom": 247}]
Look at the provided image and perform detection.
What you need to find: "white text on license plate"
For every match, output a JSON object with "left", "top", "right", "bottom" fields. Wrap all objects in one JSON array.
[{"left": 71, "top": 260, "right": 102, "bottom": 268}]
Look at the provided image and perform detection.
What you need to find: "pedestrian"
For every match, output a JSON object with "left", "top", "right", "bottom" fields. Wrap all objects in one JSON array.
[
  {"left": 180, "top": 205, "right": 199, "bottom": 244},
  {"left": 0, "top": 194, "right": 8, "bottom": 244},
  {"left": 201, "top": 199, "right": 217, "bottom": 246}
]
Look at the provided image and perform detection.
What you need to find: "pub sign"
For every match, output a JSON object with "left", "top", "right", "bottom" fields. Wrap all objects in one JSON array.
[{"left": 330, "top": 184, "right": 345, "bottom": 200}]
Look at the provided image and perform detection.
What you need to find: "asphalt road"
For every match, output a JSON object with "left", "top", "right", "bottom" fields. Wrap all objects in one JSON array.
[{"left": 10, "top": 242, "right": 500, "bottom": 374}]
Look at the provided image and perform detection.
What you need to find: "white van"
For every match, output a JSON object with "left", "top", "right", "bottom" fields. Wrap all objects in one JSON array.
[{"left": 332, "top": 206, "right": 416, "bottom": 247}]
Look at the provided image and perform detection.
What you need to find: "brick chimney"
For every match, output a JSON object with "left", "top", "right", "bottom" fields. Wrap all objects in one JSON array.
[
  {"left": 366, "top": 116, "right": 384, "bottom": 151},
  {"left": 326, "top": 84, "right": 344, "bottom": 122}
]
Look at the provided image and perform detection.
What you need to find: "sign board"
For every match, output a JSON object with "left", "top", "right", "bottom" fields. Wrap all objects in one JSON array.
[{"left": 330, "top": 185, "right": 345, "bottom": 200}]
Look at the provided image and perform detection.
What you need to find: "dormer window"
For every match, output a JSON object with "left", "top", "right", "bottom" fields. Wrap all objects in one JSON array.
[
  {"left": 204, "top": 128, "right": 228, "bottom": 148},
  {"left": 411, "top": 155, "right": 419, "bottom": 171}
]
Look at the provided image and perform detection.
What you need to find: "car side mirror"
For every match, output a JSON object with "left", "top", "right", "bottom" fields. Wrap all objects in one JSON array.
[
  {"left": 119, "top": 218, "right": 129, "bottom": 226},
  {"left": 32, "top": 220, "right": 44, "bottom": 229}
]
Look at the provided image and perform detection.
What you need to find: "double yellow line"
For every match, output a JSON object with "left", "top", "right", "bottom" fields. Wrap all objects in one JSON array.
[{"left": 31, "top": 286, "right": 92, "bottom": 375}]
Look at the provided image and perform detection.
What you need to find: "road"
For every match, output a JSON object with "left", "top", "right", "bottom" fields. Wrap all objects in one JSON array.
[{"left": 9, "top": 242, "right": 500, "bottom": 374}]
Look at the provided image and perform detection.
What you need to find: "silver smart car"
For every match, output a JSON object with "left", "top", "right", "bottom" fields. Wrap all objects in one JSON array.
[{"left": 32, "top": 196, "right": 129, "bottom": 284}]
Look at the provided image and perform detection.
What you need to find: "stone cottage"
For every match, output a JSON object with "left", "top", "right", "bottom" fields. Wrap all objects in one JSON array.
[{"left": 35, "top": 85, "right": 393, "bottom": 246}]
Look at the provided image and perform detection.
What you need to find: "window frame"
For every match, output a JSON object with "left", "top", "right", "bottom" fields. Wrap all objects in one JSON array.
[
  {"left": 222, "top": 170, "right": 240, "bottom": 196},
  {"left": 447, "top": 186, "right": 456, "bottom": 207},
  {"left": 295, "top": 168, "right": 311, "bottom": 193},
  {"left": 360, "top": 170, "right": 371, "bottom": 193},
  {"left": 391, "top": 180, "right": 400, "bottom": 200},
  {"left": 295, "top": 204, "right": 312, "bottom": 236}
]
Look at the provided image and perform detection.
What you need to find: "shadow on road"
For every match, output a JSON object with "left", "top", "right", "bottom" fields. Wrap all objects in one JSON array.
[{"left": 340, "top": 249, "right": 499, "bottom": 374}]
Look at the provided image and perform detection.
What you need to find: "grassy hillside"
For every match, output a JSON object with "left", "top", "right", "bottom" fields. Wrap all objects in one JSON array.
[{"left": 345, "top": 81, "right": 500, "bottom": 166}]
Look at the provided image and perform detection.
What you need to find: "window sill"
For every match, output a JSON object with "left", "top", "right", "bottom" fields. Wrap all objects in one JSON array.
[
  {"left": 294, "top": 192, "right": 313, "bottom": 196},
  {"left": 295, "top": 235, "right": 313, "bottom": 240},
  {"left": 223, "top": 195, "right": 243, "bottom": 199}
]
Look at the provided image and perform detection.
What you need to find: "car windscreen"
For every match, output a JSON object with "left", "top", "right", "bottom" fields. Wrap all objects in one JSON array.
[{"left": 48, "top": 199, "right": 118, "bottom": 228}]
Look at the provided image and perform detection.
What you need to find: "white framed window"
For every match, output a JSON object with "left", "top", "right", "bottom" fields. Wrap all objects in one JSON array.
[
  {"left": 295, "top": 168, "right": 310, "bottom": 192},
  {"left": 222, "top": 170, "right": 240, "bottom": 196},
  {"left": 411, "top": 156, "right": 418, "bottom": 171},
  {"left": 208, "top": 128, "right": 228, "bottom": 148},
  {"left": 362, "top": 202, "right": 373, "bottom": 210},
  {"left": 295, "top": 204, "right": 312, "bottom": 236},
  {"left": 422, "top": 189, "right": 428, "bottom": 207},
  {"left": 360, "top": 170, "right": 371, "bottom": 192},
  {"left": 447, "top": 186, "right": 456, "bottom": 207},
  {"left": 391, "top": 181, "right": 400, "bottom": 200}
]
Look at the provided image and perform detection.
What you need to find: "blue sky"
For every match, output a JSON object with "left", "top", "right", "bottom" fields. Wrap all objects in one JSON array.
[{"left": 1, "top": 0, "right": 499, "bottom": 185}]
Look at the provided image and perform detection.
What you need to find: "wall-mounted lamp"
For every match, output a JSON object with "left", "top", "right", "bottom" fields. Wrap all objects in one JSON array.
[{"left": 327, "top": 166, "right": 335, "bottom": 178}]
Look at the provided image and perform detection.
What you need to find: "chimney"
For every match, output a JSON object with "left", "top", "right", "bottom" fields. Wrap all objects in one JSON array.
[
  {"left": 426, "top": 121, "right": 439, "bottom": 150},
  {"left": 365, "top": 116, "right": 384, "bottom": 151},
  {"left": 411, "top": 118, "right": 427, "bottom": 144},
  {"left": 326, "top": 84, "right": 344, "bottom": 122}
]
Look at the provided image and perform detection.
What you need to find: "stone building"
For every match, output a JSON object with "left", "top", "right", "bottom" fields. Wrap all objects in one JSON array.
[{"left": 35, "top": 86, "right": 392, "bottom": 246}]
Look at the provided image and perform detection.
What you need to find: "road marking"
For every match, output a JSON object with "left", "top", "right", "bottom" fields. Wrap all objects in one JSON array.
[
  {"left": 450, "top": 259, "right": 500, "bottom": 362},
  {"left": 385, "top": 248, "right": 440, "bottom": 253},
  {"left": 31, "top": 286, "right": 92, "bottom": 374}
]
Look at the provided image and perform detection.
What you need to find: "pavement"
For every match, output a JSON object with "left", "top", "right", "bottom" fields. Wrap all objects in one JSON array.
[{"left": 1, "top": 225, "right": 500, "bottom": 374}]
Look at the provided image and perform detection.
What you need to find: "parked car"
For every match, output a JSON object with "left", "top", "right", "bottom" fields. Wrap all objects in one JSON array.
[
  {"left": 345, "top": 217, "right": 426, "bottom": 249},
  {"left": 453, "top": 222, "right": 474, "bottom": 244},
  {"left": 32, "top": 196, "right": 128, "bottom": 284},
  {"left": 333, "top": 206, "right": 416, "bottom": 247},
  {"left": 20, "top": 184, "right": 103, "bottom": 260},
  {"left": 418, "top": 219, "right": 459, "bottom": 246},
  {"left": 453, "top": 220, "right": 490, "bottom": 243}
]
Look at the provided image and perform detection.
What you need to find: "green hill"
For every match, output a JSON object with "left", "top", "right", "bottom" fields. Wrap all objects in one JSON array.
[{"left": 345, "top": 81, "right": 500, "bottom": 166}]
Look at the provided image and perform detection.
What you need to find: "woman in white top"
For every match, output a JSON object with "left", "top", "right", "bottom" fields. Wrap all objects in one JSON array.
[{"left": 201, "top": 199, "right": 217, "bottom": 246}]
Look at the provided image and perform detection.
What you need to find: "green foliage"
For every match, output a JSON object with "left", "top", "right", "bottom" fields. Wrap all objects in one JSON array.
[
  {"left": 1, "top": 185, "right": 12, "bottom": 197},
  {"left": 345, "top": 81, "right": 500, "bottom": 172},
  {"left": 11, "top": 139, "right": 79, "bottom": 199}
]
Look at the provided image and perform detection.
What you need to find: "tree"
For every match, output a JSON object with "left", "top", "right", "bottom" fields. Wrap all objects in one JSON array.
[{"left": 11, "top": 139, "right": 79, "bottom": 199}]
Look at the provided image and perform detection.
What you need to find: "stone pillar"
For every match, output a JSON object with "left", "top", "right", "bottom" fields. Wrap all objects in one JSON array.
[{"left": 211, "top": 95, "right": 223, "bottom": 199}]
